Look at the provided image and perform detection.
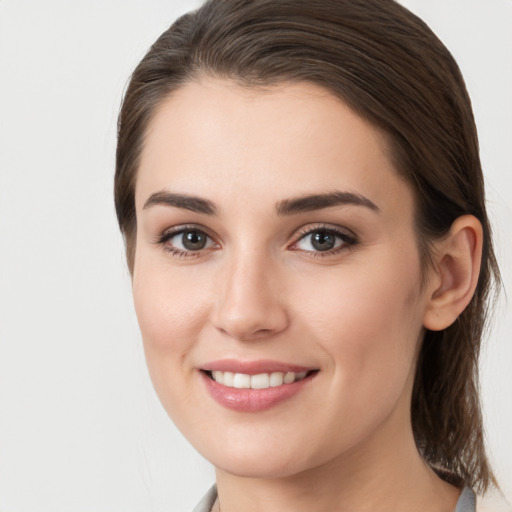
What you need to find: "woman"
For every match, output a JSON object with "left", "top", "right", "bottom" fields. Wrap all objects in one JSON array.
[{"left": 114, "top": 0, "right": 507, "bottom": 510}]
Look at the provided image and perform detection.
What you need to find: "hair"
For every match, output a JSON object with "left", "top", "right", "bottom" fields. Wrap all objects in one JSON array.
[{"left": 115, "top": 0, "right": 501, "bottom": 493}]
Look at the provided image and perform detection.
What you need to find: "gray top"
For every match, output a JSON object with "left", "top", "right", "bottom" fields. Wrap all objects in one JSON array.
[
  {"left": 192, "top": 485, "right": 476, "bottom": 512},
  {"left": 192, "top": 485, "right": 217, "bottom": 512},
  {"left": 456, "top": 487, "right": 477, "bottom": 512}
]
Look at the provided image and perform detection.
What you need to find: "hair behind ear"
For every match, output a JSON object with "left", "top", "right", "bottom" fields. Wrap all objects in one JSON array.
[{"left": 413, "top": 215, "right": 498, "bottom": 491}]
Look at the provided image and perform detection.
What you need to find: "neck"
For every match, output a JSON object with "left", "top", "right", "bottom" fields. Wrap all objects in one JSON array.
[{"left": 213, "top": 400, "right": 460, "bottom": 512}]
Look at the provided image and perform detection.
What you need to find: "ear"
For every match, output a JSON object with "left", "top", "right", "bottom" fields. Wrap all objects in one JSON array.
[{"left": 423, "top": 215, "right": 483, "bottom": 331}]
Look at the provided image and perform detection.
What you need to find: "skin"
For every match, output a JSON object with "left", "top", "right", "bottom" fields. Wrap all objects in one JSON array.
[{"left": 132, "top": 79, "right": 482, "bottom": 512}]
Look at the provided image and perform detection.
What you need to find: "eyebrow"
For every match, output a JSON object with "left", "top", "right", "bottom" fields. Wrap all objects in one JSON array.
[
  {"left": 142, "top": 190, "right": 379, "bottom": 216},
  {"left": 276, "top": 191, "right": 380, "bottom": 215},
  {"left": 143, "top": 191, "right": 218, "bottom": 215}
]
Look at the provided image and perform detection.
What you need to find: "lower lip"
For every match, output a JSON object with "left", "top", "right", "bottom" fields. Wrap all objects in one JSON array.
[{"left": 200, "top": 371, "right": 316, "bottom": 412}]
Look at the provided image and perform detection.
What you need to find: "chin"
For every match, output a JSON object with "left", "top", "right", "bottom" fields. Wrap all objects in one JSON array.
[
  {"left": 193, "top": 431, "right": 329, "bottom": 480},
  {"left": 214, "top": 452, "right": 311, "bottom": 479}
]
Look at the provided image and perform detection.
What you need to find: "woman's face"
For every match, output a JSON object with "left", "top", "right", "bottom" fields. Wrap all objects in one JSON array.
[{"left": 133, "top": 79, "right": 432, "bottom": 478}]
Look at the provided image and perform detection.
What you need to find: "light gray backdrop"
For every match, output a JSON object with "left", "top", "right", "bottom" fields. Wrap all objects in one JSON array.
[{"left": 0, "top": 0, "right": 510, "bottom": 510}]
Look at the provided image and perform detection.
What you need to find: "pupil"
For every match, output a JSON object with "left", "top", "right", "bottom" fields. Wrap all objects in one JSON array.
[
  {"left": 312, "top": 231, "right": 335, "bottom": 251},
  {"left": 182, "top": 231, "right": 206, "bottom": 250}
]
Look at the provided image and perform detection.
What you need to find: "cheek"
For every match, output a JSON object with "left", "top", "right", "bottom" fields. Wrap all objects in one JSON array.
[
  {"left": 131, "top": 258, "right": 212, "bottom": 392},
  {"left": 133, "top": 257, "right": 207, "bottom": 341},
  {"left": 131, "top": 263, "right": 213, "bottom": 428},
  {"left": 296, "top": 253, "right": 424, "bottom": 393}
]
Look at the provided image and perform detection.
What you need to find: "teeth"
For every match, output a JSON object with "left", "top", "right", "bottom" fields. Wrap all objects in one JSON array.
[
  {"left": 209, "top": 370, "right": 309, "bottom": 389},
  {"left": 223, "top": 371, "right": 234, "bottom": 387},
  {"left": 269, "top": 372, "right": 284, "bottom": 387},
  {"left": 283, "top": 372, "right": 295, "bottom": 384},
  {"left": 233, "top": 373, "right": 251, "bottom": 389},
  {"left": 251, "top": 373, "right": 270, "bottom": 389}
]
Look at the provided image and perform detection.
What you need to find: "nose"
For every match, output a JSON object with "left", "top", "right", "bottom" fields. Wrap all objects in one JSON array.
[{"left": 212, "top": 250, "right": 289, "bottom": 341}]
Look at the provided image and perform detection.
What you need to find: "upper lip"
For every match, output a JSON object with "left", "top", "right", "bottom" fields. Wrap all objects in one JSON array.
[{"left": 200, "top": 359, "right": 317, "bottom": 375}]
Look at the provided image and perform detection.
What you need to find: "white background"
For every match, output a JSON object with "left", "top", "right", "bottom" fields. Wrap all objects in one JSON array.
[{"left": 0, "top": 1, "right": 510, "bottom": 510}]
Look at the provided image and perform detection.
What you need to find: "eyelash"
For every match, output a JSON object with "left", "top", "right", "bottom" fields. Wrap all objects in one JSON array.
[
  {"left": 154, "top": 224, "right": 359, "bottom": 260},
  {"left": 155, "top": 225, "right": 217, "bottom": 259},
  {"left": 290, "top": 224, "right": 359, "bottom": 258}
]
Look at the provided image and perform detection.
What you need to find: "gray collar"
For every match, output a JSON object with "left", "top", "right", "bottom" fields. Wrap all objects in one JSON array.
[
  {"left": 192, "top": 485, "right": 476, "bottom": 512},
  {"left": 455, "top": 487, "right": 476, "bottom": 512}
]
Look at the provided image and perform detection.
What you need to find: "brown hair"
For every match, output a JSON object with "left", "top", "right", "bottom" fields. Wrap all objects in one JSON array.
[{"left": 115, "top": 0, "right": 501, "bottom": 492}]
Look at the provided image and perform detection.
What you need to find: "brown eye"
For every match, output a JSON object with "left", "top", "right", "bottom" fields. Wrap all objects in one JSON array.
[
  {"left": 181, "top": 230, "right": 208, "bottom": 250},
  {"left": 295, "top": 229, "right": 351, "bottom": 253},
  {"left": 310, "top": 231, "right": 336, "bottom": 251},
  {"left": 291, "top": 225, "right": 359, "bottom": 257},
  {"left": 159, "top": 227, "right": 216, "bottom": 254}
]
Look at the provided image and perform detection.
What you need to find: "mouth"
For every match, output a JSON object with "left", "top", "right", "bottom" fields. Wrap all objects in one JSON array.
[
  {"left": 203, "top": 369, "right": 317, "bottom": 389},
  {"left": 199, "top": 361, "right": 319, "bottom": 412}
]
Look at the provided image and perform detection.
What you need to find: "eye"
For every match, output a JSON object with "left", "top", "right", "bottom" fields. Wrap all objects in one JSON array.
[
  {"left": 292, "top": 225, "right": 357, "bottom": 255},
  {"left": 157, "top": 226, "right": 217, "bottom": 257},
  {"left": 174, "top": 230, "right": 211, "bottom": 251}
]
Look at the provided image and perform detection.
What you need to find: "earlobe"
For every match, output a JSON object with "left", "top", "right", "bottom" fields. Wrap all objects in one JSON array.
[{"left": 423, "top": 215, "right": 483, "bottom": 331}]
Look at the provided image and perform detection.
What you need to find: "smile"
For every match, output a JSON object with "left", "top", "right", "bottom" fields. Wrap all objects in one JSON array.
[
  {"left": 199, "top": 361, "right": 319, "bottom": 412},
  {"left": 209, "top": 370, "right": 309, "bottom": 389}
]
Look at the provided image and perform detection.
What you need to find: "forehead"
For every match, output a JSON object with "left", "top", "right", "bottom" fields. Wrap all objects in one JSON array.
[{"left": 136, "top": 78, "right": 414, "bottom": 220}]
